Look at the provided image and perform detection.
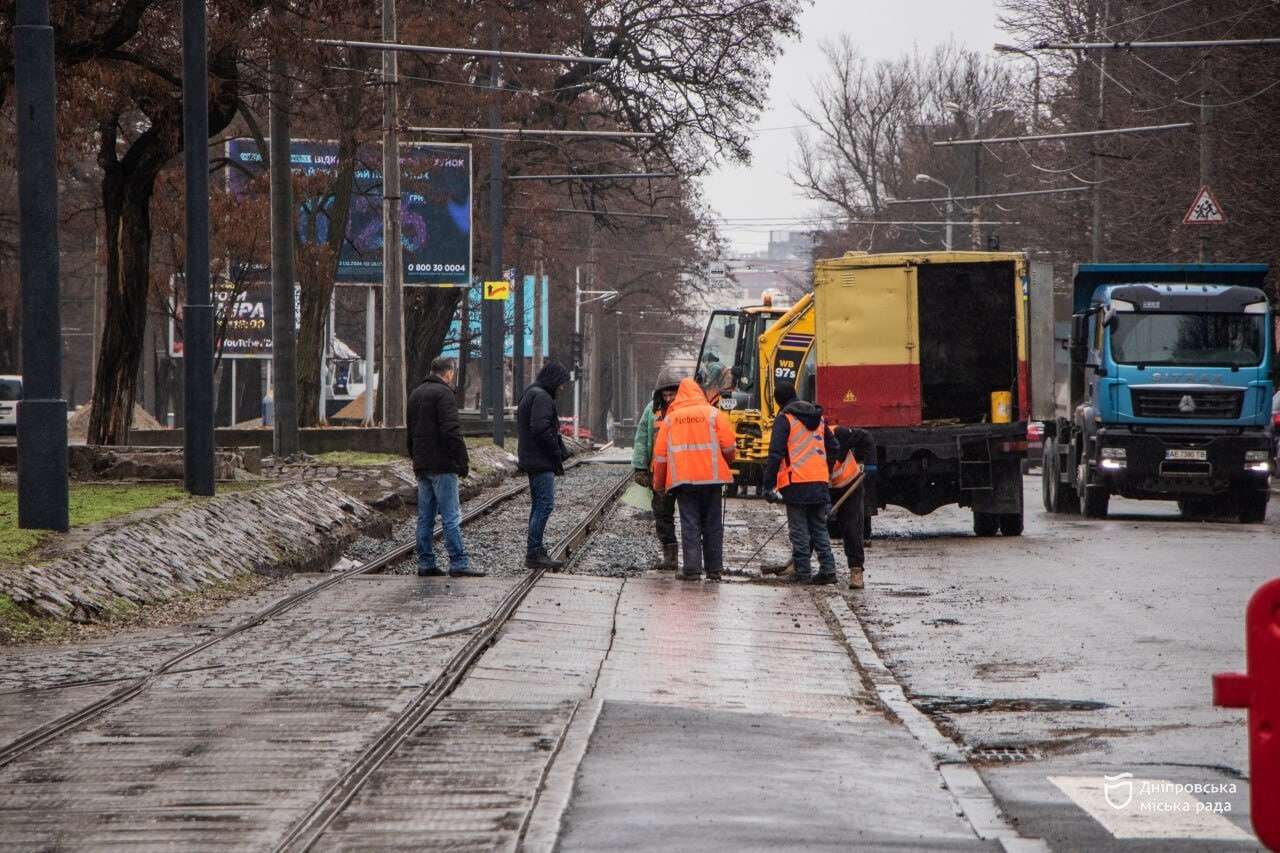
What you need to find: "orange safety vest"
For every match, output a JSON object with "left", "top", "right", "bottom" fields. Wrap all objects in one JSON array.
[
  {"left": 653, "top": 379, "right": 734, "bottom": 489},
  {"left": 830, "top": 450, "right": 861, "bottom": 488},
  {"left": 775, "top": 414, "right": 829, "bottom": 489}
]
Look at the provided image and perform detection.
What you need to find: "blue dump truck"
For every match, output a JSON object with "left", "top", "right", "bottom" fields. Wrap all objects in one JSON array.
[{"left": 1043, "top": 263, "right": 1274, "bottom": 523}]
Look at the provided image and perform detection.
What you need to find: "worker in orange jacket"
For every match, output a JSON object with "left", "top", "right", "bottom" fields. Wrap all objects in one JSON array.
[{"left": 652, "top": 376, "right": 737, "bottom": 581}]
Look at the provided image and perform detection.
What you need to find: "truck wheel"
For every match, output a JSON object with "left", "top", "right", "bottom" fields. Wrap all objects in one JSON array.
[
  {"left": 1239, "top": 491, "right": 1269, "bottom": 524},
  {"left": 973, "top": 511, "right": 1000, "bottom": 537},
  {"left": 1081, "top": 485, "right": 1110, "bottom": 519},
  {"left": 999, "top": 512, "right": 1024, "bottom": 536},
  {"left": 1178, "top": 498, "right": 1212, "bottom": 519}
]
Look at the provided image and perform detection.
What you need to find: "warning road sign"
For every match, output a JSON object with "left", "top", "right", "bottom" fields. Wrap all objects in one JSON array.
[
  {"left": 1183, "top": 186, "right": 1227, "bottom": 225},
  {"left": 483, "top": 280, "right": 510, "bottom": 300}
]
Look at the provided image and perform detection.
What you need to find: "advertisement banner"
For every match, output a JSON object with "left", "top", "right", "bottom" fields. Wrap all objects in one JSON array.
[
  {"left": 169, "top": 274, "right": 290, "bottom": 360},
  {"left": 441, "top": 275, "right": 549, "bottom": 359},
  {"left": 226, "top": 139, "right": 473, "bottom": 286}
]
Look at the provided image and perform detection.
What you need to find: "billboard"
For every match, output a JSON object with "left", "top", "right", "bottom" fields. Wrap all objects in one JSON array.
[
  {"left": 442, "top": 275, "right": 549, "bottom": 359},
  {"left": 226, "top": 139, "right": 473, "bottom": 286},
  {"left": 168, "top": 274, "right": 294, "bottom": 360}
]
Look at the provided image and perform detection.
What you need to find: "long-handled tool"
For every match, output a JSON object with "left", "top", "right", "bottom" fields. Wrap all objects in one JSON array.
[{"left": 755, "top": 470, "right": 866, "bottom": 576}]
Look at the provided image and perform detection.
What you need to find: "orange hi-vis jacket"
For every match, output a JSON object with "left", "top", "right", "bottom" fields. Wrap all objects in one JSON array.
[
  {"left": 830, "top": 448, "right": 861, "bottom": 488},
  {"left": 775, "top": 413, "right": 830, "bottom": 490},
  {"left": 651, "top": 378, "right": 736, "bottom": 492}
]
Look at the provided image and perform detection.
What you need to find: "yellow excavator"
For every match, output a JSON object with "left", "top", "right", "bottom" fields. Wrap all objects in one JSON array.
[{"left": 693, "top": 294, "right": 789, "bottom": 496}]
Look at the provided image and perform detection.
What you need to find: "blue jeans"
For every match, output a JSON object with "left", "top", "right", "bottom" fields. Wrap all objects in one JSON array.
[
  {"left": 417, "top": 473, "right": 468, "bottom": 571},
  {"left": 786, "top": 502, "right": 835, "bottom": 577},
  {"left": 526, "top": 471, "right": 556, "bottom": 557}
]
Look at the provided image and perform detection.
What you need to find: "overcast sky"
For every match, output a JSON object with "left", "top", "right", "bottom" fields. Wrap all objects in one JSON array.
[{"left": 704, "top": 0, "right": 1004, "bottom": 255}]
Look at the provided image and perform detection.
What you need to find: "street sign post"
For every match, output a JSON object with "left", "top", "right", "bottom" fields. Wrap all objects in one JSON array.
[{"left": 1183, "top": 185, "right": 1227, "bottom": 224}]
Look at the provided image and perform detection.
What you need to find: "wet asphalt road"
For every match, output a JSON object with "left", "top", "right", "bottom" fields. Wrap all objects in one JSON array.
[{"left": 856, "top": 475, "right": 1275, "bottom": 851}]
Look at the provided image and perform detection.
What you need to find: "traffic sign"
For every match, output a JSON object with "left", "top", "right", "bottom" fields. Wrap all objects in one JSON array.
[
  {"left": 483, "top": 279, "right": 510, "bottom": 300},
  {"left": 1183, "top": 185, "right": 1227, "bottom": 224}
]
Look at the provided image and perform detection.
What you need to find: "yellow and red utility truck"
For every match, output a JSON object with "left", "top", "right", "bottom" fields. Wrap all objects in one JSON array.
[{"left": 748, "top": 250, "right": 1048, "bottom": 535}]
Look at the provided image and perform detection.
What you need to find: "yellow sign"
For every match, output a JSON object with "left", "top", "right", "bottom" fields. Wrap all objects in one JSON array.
[{"left": 483, "top": 280, "right": 510, "bottom": 301}]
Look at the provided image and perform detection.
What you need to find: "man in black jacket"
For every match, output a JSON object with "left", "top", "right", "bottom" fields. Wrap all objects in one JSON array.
[
  {"left": 407, "top": 357, "right": 484, "bottom": 578},
  {"left": 762, "top": 381, "right": 840, "bottom": 584},
  {"left": 517, "top": 362, "right": 571, "bottom": 569}
]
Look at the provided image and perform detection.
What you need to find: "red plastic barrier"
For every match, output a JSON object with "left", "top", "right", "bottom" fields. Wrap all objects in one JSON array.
[{"left": 1214, "top": 577, "right": 1280, "bottom": 851}]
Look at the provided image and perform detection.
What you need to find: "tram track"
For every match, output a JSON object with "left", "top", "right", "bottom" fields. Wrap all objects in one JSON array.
[
  {"left": 272, "top": 468, "right": 631, "bottom": 853},
  {"left": 0, "top": 461, "right": 604, "bottom": 769}
]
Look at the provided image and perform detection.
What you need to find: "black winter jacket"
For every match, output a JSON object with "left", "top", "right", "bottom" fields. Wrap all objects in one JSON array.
[
  {"left": 407, "top": 375, "right": 469, "bottom": 477},
  {"left": 763, "top": 399, "right": 839, "bottom": 505},
  {"left": 517, "top": 363, "right": 571, "bottom": 475}
]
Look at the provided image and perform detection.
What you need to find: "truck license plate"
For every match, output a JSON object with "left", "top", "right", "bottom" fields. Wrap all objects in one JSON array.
[{"left": 1166, "top": 449, "right": 1207, "bottom": 461}]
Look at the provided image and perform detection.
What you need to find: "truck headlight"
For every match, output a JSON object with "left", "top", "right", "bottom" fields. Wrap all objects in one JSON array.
[{"left": 1101, "top": 447, "right": 1127, "bottom": 459}]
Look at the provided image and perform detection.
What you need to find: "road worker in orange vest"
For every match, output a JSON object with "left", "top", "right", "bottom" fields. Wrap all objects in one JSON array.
[
  {"left": 651, "top": 376, "right": 737, "bottom": 581},
  {"left": 830, "top": 425, "right": 876, "bottom": 590},
  {"left": 762, "top": 381, "right": 840, "bottom": 584}
]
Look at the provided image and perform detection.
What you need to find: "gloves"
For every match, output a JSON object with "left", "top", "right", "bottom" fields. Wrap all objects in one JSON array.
[
  {"left": 633, "top": 470, "right": 652, "bottom": 488},
  {"left": 765, "top": 489, "right": 784, "bottom": 504}
]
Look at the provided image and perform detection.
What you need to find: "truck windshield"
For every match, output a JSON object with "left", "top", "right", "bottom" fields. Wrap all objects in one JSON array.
[
  {"left": 1110, "top": 313, "right": 1265, "bottom": 367},
  {"left": 0, "top": 379, "right": 21, "bottom": 401},
  {"left": 699, "top": 311, "right": 739, "bottom": 382}
]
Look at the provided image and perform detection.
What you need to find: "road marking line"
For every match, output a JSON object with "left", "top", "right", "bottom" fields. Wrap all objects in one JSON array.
[
  {"left": 826, "top": 596, "right": 1048, "bottom": 853},
  {"left": 1048, "top": 775, "right": 1254, "bottom": 841}
]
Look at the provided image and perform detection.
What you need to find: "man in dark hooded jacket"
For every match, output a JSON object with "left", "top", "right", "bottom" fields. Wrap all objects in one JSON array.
[
  {"left": 762, "top": 381, "right": 839, "bottom": 584},
  {"left": 517, "top": 362, "right": 572, "bottom": 569}
]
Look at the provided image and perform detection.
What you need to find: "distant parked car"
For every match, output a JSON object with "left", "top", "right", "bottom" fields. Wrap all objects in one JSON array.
[
  {"left": 559, "top": 416, "right": 592, "bottom": 442},
  {"left": 0, "top": 375, "right": 21, "bottom": 436},
  {"left": 1022, "top": 420, "right": 1045, "bottom": 474}
]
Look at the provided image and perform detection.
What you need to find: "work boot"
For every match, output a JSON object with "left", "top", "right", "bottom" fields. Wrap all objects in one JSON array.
[
  {"left": 760, "top": 560, "right": 793, "bottom": 576},
  {"left": 417, "top": 564, "right": 446, "bottom": 578},
  {"left": 526, "top": 549, "right": 565, "bottom": 571},
  {"left": 653, "top": 544, "right": 679, "bottom": 571},
  {"left": 810, "top": 572, "right": 836, "bottom": 586},
  {"left": 449, "top": 566, "right": 488, "bottom": 578},
  {"left": 848, "top": 566, "right": 865, "bottom": 590},
  {"left": 678, "top": 571, "right": 701, "bottom": 581},
  {"left": 787, "top": 571, "right": 813, "bottom": 584},
  {"left": 704, "top": 567, "right": 722, "bottom": 582}
]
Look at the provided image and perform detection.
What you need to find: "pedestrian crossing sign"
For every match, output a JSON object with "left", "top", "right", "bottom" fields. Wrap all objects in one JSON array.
[
  {"left": 483, "top": 280, "right": 510, "bottom": 300},
  {"left": 1183, "top": 186, "right": 1227, "bottom": 225}
]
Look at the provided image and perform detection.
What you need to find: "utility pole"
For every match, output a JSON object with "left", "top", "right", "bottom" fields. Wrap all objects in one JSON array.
[
  {"left": 268, "top": 2, "right": 299, "bottom": 457},
  {"left": 486, "top": 30, "right": 505, "bottom": 446},
  {"left": 182, "top": 0, "right": 215, "bottom": 496},
  {"left": 380, "top": 0, "right": 406, "bottom": 428},
  {"left": 512, "top": 229, "right": 526, "bottom": 402},
  {"left": 14, "top": 0, "right": 68, "bottom": 530},
  {"left": 1091, "top": 0, "right": 1110, "bottom": 262},
  {"left": 1199, "top": 56, "right": 1214, "bottom": 263}
]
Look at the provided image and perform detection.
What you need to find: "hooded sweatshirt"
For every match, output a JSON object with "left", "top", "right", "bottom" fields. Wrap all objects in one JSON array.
[
  {"left": 517, "top": 362, "right": 571, "bottom": 475},
  {"left": 763, "top": 398, "right": 840, "bottom": 505},
  {"left": 651, "top": 377, "right": 736, "bottom": 492}
]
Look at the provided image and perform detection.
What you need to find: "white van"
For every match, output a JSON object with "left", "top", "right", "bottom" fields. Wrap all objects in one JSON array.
[{"left": 0, "top": 375, "right": 21, "bottom": 435}]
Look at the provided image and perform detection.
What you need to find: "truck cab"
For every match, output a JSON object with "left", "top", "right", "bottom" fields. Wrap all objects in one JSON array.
[{"left": 1044, "top": 264, "right": 1274, "bottom": 522}]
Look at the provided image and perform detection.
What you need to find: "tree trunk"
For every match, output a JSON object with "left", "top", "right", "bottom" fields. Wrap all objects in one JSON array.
[
  {"left": 0, "top": 302, "right": 18, "bottom": 373},
  {"left": 90, "top": 131, "right": 164, "bottom": 446},
  {"left": 405, "top": 286, "right": 463, "bottom": 399},
  {"left": 296, "top": 73, "right": 363, "bottom": 427}
]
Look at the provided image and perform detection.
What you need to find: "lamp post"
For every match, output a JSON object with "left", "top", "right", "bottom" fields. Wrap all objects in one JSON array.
[
  {"left": 572, "top": 266, "right": 617, "bottom": 438},
  {"left": 914, "top": 173, "right": 953, "bottom": 250},
  {"left": 993, "top": 44, "right": 1042, "bottom": 132},
  {"left": 944, "top": 101, "right": 1010, "bottom": 249}
]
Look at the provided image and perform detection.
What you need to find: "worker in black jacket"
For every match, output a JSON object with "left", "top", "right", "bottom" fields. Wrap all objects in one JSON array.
[
  {"left": 407, "top": 357, "right": 484, "bottom": 578},
  {"left": 762, "top": 381, "right": 840, "bottom": 584},
  {"left": 517, "top": 361, "right": 572, "bottom": 569},
  {"left": 831, "top": 425, "right": 876, "bottom": 590}
]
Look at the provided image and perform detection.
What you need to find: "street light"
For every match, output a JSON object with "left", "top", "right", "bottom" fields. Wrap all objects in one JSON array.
[
  {"left": 941, "top": 103, "right": 1009, "bottom": 249},
  {"left": 993, "top": 44, "right": 1042, "bottom": 132},
  {"left": 915, "top": 174, "right": 953, "bottom": 251},
  {"left": 573, "top": 265, "right": 618, "bottom": 438}
]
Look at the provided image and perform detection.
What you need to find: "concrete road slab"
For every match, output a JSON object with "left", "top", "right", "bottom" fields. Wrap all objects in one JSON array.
[{"left": 557, "top": 700, "right": 998, "bottom": 853}]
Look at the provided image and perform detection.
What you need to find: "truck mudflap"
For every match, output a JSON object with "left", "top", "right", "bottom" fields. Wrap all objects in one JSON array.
[{"left": 1092, "top": 426, "right": 1273, "bottom": 498}]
